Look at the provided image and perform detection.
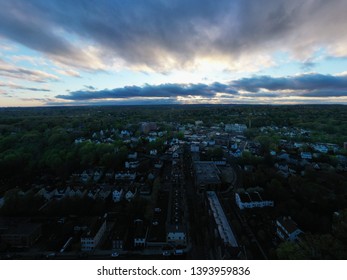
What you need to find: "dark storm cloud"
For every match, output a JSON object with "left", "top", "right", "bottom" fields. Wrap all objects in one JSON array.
[
  {"left": 233, "top": 74, "right": 347, "bottom": 93},
  {"left": 0, "top": 0, "right": 346, "bottom": 70},
  {"left": 56, "top": 83, "right": 237, "bottom": 100},
  {"left": 56, "top": 73, "right": 347, "bottom": 102}
]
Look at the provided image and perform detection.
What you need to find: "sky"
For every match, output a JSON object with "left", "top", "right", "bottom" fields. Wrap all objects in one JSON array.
[{"left": 0, "top": 0, "right": 347, "bottom": 107}]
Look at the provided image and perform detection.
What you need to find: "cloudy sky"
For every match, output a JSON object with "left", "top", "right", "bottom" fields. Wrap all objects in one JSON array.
[{"left": 0, "top": 0, "right": 347, "bottom": 106}]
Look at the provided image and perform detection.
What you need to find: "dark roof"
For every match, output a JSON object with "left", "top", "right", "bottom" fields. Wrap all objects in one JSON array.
[
  {"left": 249, "top": 192, "right": 262, "bottom": 202},
  {"left": 238, "top": 193, "right": 251, "bottom": 203},
  {"left": 194, "top": 161, "right": 221, "bottom": 186},
  {"left": 277, "top": 217, "right": 299, "bottom": 234},
  {"left": 80, "top": 217, "right": 104, "bottom": 238}
]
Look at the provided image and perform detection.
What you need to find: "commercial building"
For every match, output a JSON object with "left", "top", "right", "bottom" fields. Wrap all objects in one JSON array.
[
  {"left": 194, "top": 161, "right": 221, "bottom": 193},
  {"left": 205, "top": 191, "right": 239, "bottom": 258}
]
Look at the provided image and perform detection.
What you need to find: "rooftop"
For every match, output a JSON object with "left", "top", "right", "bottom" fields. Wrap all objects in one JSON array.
[
  {"left": 194, "top": 161, "right": 221, "bottom": 186},
  {"left": 206, "top": 191, "right": 238, "bottom": 248}
]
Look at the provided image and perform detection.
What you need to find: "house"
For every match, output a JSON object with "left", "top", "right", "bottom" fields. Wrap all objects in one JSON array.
[
  {"left": 172, "top": 152, "right": 179, "bottom": 159},
  {"left": 53, "top": 188, "right": 67, "bottom": 200},
  {"left": 93, "top": 170, "right": 103, "bottom": 182},
  {"left": 150, "top": 149, "right": 157, "bottom": 156},
  {"left": 36, "top": 187, "right": 56, "bottom": 201},
  {"left": 167, "top": 225, "right": 187, "bottom": 244},
  {"left": 278, "top": 152, "right": 290, "bottom": 161},
  {"left": 128, "top": 152, "right": 138, "bottom": 160},
  {"left": 125, "top": 161, "right": 140, "bottom": 169},
  {"left": 294, "top": 142, "right": 304, "bottom": 148},
  {"left": 190, "top": 144, "right": 199, "bottom": 152},
  {"left": 312, "top": 144, "right": 328, "bottom": 154},
  {"left": 230, "top": 142, "right": 238, "bottom": 150},
  {"left": 115, "top": 171, "right": 136, "bottom": 181},
  {"left": 235, "top": 192, "right": 274, "bottom": 210},
  {"left": 67, "top": 187, "right": 86, "bottom": 198},
  {"left": 133, "top": 219, "right": 148, "bottom": 247},
  {"left": 81, "top": 170, "right": 93, "bottom": 182},
  {"left": 147, "top": 136, "right": 157, "bottom": 142},
  {"left": 154, "top": 160, "right": 163, "bottom": 169},
  {"left": 110, "top": 225, "right": 127, "bottom": 250},
  {"left": 208, "top": 139, "right": 216, "bottom": 146},
  {"left": 98, "top": 189, "right": 111, "bottom": 200},
  {"left": 112, "top": 188, "right": 124, "bottom": 202},
  {"left": 301, "top": 152, "right": 312, "bottom": 160},
  {"left": 125, "top": 188, "right": 137, "bottom": 202},
  {"left": 147, "top": 172, "right": 155, "bottom": 181},
  {"left": 206, "top": 191, "right": 238, "bottom": 248},
  {"left": 275, "top": 163, "right": 289, "bottom": 173},
  {"left": 87, "top": 189, "right": 100, "bottom": 200},
  {"left": 276, "top": 217, "right": 303, "bottom": 242},
  {"left": 80, "top": 218, "right": 107, "bottom": 251},
  {"left": 225, "top": 123, "right": 247, "bottom": 133},
  {"left": 230, "top": 149, "right": 242, "bottom": 157},
  {"left": 120, "top": 130, "right": 130, "bottom": 137}
]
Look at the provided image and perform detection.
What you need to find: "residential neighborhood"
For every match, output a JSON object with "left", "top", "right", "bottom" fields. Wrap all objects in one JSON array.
[{"left": 1, "top": 105, "right": 347, "bottom": 259}]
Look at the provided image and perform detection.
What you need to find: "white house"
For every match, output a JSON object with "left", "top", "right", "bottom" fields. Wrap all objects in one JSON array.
[
  {"left": 125, "top": 161, "right": 139, "bottom": 169},
  {"left": 301, "top": 152, "right": 312, "bottom": 160},
  {"left": 235, "top": 192, "right": 274, "bottom": 210},
  {"left": 312, "top": 144, "right": 328, "bottom": 153},
  {"left": 276, "top": 217, "right": 303, "bottom": 242},
  {"left": 120, "top": 130, "right": 130, "bottom": 137},
  {"left": 167, "top": 225, "right": 187, "bottom": 245}
]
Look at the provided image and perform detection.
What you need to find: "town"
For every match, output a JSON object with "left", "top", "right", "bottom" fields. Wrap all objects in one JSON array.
[{"left": 0, "top": 105, "right": 347, "bottom": 259}]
